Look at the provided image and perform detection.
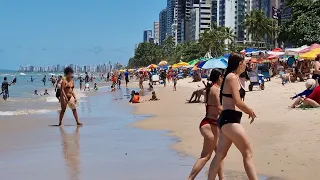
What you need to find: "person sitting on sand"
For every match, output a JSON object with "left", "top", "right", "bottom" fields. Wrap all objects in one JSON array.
[
  {"left": 131, "top": 92, "right": 140, "bottom": 103},
  {"left": 94, "top": 83, "right": 99, "bottom": 91},
  {"left": 280, "top": 67, "right": 290, "bottom": 85},
  {"left": 129, "top": 90, "right": 135, "bottom": 103},
  {"left": 149, "top": 91, "right": 159, "bottom": 101},
  {"left": 187, "top": 81, "right": 207, "bottom": 103},
  {"left": 290, "top": 79, "right": 316, "bottom": 108},
  {"left": 43, "top": 89, "right": 49, "bottom": 95},
  {"left": 295, "top": 82, "right": 320, "bottom": 108}
]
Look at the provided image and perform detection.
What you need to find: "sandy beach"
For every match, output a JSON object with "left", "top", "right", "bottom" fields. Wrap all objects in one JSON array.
[{"left": 132, "top": 77, "right": 320, "bottom": 180}]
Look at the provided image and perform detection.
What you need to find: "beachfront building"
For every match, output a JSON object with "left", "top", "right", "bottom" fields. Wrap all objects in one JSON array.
[
  {"left": 154, "top": 21, "right": 160, "bottom": 45},
  {"left": 159, "top": 8, "right": 168, "bottom": 44},
  {"left": 143, "top": 30, "right": 153, "bottom": 42},
  {"left": 166, "top": 0, "right": 176, "bottom": 36},
  {"left": 189, "top": 0, "right": 212, "bottom": 41}
]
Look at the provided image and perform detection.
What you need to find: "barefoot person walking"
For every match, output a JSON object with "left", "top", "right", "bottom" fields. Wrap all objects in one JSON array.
[
  {"left": 188, "top": 69, "right": 225, "bottom": 180},
  {"left": 207, "top": 53, "right": 257, "bottom": 180},
  {"left": 59, "top": 67, "right": 82, "bottom": 126}
]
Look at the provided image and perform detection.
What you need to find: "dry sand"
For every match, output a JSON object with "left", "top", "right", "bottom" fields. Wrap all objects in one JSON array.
[{"left": 132, "top": 77, "right": 320, "bottom": 180}]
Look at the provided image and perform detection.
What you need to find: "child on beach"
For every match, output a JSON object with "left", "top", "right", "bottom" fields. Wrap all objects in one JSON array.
[
  {"left": 129, "top": 90, "right": 135, "bottom": 103},
  {"left": 148, "top": 82, "right": 154, "bottom": 91},
  {"left": 43, "top": 89, "right": 49, "bottom": 95},
  {"left": 149, "top": 91, "right": 159, "bottom": 101},
  {"left": 173, "top": 75, "right": 177, "bottom": 91},
  {"left": 131, "top": 92, "right": 140, "bottom": 103}
]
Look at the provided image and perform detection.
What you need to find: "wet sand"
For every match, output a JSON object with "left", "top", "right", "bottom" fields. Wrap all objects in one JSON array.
[
  {"left": 132, "top": 77, "right": 320, "bottom": 180},
  {"left": 0, "top": 86, "right": 208, "bottom": 180}
]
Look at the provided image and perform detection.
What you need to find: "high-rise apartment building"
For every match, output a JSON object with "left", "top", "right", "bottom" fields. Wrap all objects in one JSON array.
[
  {"left": 154, "top": 21, "right": 160, "bottom": 44},
  {"left": 143, "top": 30, "right": 153, "bottom": 42},
  {"left": 172, "top": 0, "right": 193, "bottom": 44},
  {"left": 159, "top": 8, "right": 168, "bottom": 44},
  {"left": 167, "top": 0, "right": 176, "bottom": 36},
  {"left": 189, "top": 0, "right": 212, "bottom": 41}
]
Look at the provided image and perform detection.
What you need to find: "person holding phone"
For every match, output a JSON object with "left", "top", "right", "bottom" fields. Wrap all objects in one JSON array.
[{"left": 207, "top": 53, "right": 257, "bottom": 180}]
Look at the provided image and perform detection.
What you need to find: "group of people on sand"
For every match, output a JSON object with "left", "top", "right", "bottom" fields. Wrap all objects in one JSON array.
[{"left": 188, "top": 53, "right": 258, "bottom": 180}]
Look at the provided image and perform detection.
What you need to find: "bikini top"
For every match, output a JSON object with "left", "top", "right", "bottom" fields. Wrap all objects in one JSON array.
[
  {"left": 65, "top": 81, "right": 74, "bottom": 89},
  {"left": 221, "top": 77, "right": 245, "bottom": 99}
]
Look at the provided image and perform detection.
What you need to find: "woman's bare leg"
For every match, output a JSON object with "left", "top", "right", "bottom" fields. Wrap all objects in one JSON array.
[
  {"left": 207, "top": 131, "right": 232, "bottom": 180},
  {"left": 188, "top": 124, "right": 217, "bottom": 180},
  {"left": 222, "top": 124, "right": 258, "bottom": 180},
  {"left": 59, "top": 102, "right": 67, "bottom": 126},
  {"left": 303, "top": 98, "right": 320, "bottom": 108},
  {"left": 72, "top": 109, "right": 82, "bottom": 126}
]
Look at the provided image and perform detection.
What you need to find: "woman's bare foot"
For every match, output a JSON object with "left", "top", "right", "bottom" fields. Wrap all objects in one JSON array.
[{"left": 77, "top": 122, "right": 83, "bottom": 126}]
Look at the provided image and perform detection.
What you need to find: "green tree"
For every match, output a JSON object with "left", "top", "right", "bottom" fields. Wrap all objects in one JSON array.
[
  {"left": 278, "top": 0, "right": 320, "bottom": 46},
  {"left": 243, "top": 10, "right": 275, "bottom": 46}
]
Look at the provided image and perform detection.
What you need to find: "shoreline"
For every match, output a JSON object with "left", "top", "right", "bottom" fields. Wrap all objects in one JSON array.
[{"left": 131, "top": 77, "right": 320, "bottom": 180}]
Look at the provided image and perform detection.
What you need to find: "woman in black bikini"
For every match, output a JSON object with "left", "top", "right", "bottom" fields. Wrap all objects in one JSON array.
[
  {"left": 59, "top": 67, "right": 82, "bottom": 126},
  {"left": 207, "top": 53, "right": 257, "bottom": 180},
  {"left": 188, "top": 69, "right": 224, "bottom": 180}
]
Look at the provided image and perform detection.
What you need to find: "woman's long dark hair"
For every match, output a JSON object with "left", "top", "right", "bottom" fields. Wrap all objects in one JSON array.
[
  {"left": 205, "top": 69, "right": 222, "bottom": 103},
  {"left": 219, "top": 53, "right": 245, "bottom": 105}
]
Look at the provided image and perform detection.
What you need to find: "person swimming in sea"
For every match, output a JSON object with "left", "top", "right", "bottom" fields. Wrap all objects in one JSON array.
[
  {"left": 94, "top": 83, "right": 99, "bottom": 91},
  {"left": 59, "top": 67, "right": 82, "bottom": 126},
  {"left": 34, "top": 89, "right": 39, "bottom": 96},
  {"left": 30, "top": 76, "right": 34, "bottom": 83},
  {"left": 44, "top": 89, "right": 49, "bottom": 95}
]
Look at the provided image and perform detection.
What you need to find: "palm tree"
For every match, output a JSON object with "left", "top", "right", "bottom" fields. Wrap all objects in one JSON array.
[{"left": 243, "top": 10, "right": 275, "bottom": 47}]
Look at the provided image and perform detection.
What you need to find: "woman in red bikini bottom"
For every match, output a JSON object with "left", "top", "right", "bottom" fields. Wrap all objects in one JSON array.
[{"left": 188, "top": 69, "right": 225, "bottom": 180}]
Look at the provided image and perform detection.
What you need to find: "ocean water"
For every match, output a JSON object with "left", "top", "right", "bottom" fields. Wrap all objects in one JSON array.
[{"left": 0, "top": 71, "right": 90, "bottom": 115}]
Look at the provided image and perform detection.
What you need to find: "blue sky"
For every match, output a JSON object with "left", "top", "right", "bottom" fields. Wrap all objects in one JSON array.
[{"left": 0, "top": 0, "right": 166, "bottom": 70}]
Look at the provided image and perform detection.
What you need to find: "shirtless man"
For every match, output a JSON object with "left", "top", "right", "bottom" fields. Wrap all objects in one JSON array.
[
  {"left": 312, "top": 54, "right": 320, "bottom": 84},
  {"left": 59, "top": 67, "right": 82, "bottom": 126}
]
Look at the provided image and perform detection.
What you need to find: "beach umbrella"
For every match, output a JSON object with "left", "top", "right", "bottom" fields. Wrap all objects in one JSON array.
[
  {"left": 137, "top": 67, "right": 148, "bottom": 72},
  {"left": 285, "top": 45, "right": 309, "bottom": 55},
  {"left": 267, "top": 54, "right": 279, "bottom": 60},
  {"left": 148, "top": 64, "right": 158, "bottom": 69},
  {"left": 172, "top": 62, "right": 189, "bottom": 68},
  {"left": 128, "top": 69, "right": 135, "bottom": 72},
  {"left": 198, "top": 58, "right": 228, "bottom": 69},
  {"left": 272, "top": 48, "right": 283, "bottom": 52},
  {"left": 158, "top": 61, "right": 168, "bottom": 66},
  {"left": 299, "top": 48, "right": 320, "bottom": 60},
  {"left": 119, "top": 69, "right": 126, "bottom": 72},
  {"left": 299, "top": 44, "right": 320, "bottom": 53},
  {"left": 188, "top": 59, "right": 200, "bottom": 66}
]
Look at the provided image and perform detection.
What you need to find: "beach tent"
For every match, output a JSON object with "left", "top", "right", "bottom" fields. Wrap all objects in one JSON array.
[
  {"left": 158, "top": 61, "right": 168, "bottom": 66},
  {"left": 172, "top": 62, "right": 189, "bottom": 68},
  {"left": 299, "top": 48, "right": 320, "bottom": 60},
  {"left": 197, "top": 58, "right": 228, "bottom": 69},
  {"left": 285, "top": 45, "right": 309, "bottom": 55},
  {"left": 299, "top": 44, "right": 320, "bottom": 54},
  {"left": 148, "top": 64, "right": 158, "bottom": 69}
]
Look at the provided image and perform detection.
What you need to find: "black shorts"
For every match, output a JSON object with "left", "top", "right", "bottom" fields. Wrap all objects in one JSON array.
[
  {"left": 125, "top": 77, "right": 129, "bottom": 83},
  {"left": 218, "top": 110, "right": 242, "bottom": 129},
  {"left": 56, "top": 89, "right": 61, "bottom": 98},
  {"left": 312, "top": 74, "right": 320, "bottom": 84}
]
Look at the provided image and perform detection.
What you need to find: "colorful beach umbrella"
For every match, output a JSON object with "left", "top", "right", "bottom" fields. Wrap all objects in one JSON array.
[
  {"left": 172, "top": 62, "right": 189, "bottom": 68},
  {"left": 148, "top": 64, "right": 158, "bottom": 69},
  {"left": 158, "top": 61, "right": 168, "bottom": 66},
  {"left": 299, "top": 48, "right": 320, "bottom": 60},
  {"left": 198, "top": 58, "right": 228, "bottom": 69},
  {"left": 299, "top": 44, "right": 320, "bottom": 53},
  {"left": 188, "top": 59, "right": 200, "bottom": 66}
]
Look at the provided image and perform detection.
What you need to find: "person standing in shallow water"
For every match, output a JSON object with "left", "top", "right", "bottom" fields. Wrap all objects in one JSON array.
[
  {"left": 59, "top": 67, "right": 82, "bottom": 126},
  {"left": 207, "top": 53, "right": 257, "bottom": 180},
  {"left": 188, "top": 69, "right": 225, "bottom": 180}
]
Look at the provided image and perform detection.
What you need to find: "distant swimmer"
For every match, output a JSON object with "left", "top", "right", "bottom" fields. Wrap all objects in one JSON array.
[
  {"left": 42, "top": 75, "right": 46, "bottom": 86},
  {"left": 51, "top": 75, "right": 56, "bottom": 86},
  {"left": 44, "top": 89, "right": 49, "bottom": 95},
  {"left": 11, "top": 77, "right": 17, "bottom": 85},
  {"left": 79, "top": 76, "right": 84, "bottom": 90},
  {"left": 59, "top": 67, "right": 82, "bottom": 126},
  {"left": 31, "top": 76, "right": 34, "bottom": 83},
  {"left": 1, "top": 77, "right": 11, "bottom": 101},
  {"left": 34, "top": 89, "right": 39, "bottom": 96},
  {"left": 94, "top": 83, "right": 98, "bottom": 91},
  {"left": 55, "top": 76, "right": 63, "bottom": 102}
]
